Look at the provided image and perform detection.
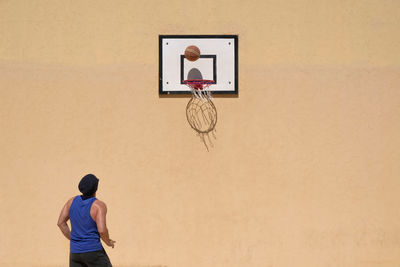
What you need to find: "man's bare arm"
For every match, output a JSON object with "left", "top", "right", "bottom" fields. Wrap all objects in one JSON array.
[
  {"left": 93, "top": 200, "right": 115, "bottom": 248},
  {"left": 57, "top": 198, "right": 74, "bottom": 240}
]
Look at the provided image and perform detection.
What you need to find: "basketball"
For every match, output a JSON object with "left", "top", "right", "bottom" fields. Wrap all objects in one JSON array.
[{"left": 185, "top": 45, "right": 200, "bottom": 61}]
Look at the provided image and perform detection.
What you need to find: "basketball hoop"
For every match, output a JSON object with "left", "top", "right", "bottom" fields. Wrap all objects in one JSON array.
[
  {"left": 183, "top": 79, "right": 214, "bottom": 89},
  {"left": 159, "top": 36, "right": 238, "bottom": 151},
  {"left": 183, "top": 79, "right": 217, "bottom": 151},
  {"left": 183, "top": 79, "right": 214, "bottom": 99}
]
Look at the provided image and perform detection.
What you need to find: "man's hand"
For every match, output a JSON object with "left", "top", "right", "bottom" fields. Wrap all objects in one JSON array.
[{"left": 106, "top": 239, "right": 116, "bottom": 248}]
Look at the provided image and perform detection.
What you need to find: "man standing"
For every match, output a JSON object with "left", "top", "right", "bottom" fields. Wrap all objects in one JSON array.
[{"left": 57, "top": 174, "right": 115, "bottom": 267}]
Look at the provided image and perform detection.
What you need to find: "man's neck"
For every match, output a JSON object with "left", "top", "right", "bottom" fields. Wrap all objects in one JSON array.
[{"left": 81, "top": 194, "right": 95, "bottom": 200}]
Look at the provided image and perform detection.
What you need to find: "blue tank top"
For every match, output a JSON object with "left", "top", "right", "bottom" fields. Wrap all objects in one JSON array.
[{"left": 69, "top": 196, "right": 103, "bottom": 253}]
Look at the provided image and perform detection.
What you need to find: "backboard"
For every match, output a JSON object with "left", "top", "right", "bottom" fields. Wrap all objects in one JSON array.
[{"left": 159, "top": 35, "right": 238, "bottom": 95}]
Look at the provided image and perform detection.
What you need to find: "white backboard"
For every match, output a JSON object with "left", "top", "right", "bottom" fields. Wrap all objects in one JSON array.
[{"left": 159, "top": 35, "right": 238, "bottom": 95}]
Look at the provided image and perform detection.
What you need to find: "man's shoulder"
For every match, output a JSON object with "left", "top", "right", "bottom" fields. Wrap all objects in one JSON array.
[
  {"left": 64, "top": 196, "right": 76, "bottom": 213},
  {"left": 93, "top": 199, "right": 107, "bottom": 210},
  {"left": 66, "top": 196, "right": 76, "bottom": 206}
]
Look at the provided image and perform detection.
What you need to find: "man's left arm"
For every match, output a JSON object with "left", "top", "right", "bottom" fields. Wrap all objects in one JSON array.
[{"left": 57, "top": 198, "right": 73, "bottom": 240}]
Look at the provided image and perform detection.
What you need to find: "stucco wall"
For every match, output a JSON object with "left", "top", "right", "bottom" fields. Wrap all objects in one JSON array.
[{"left": 0, "top": 1, "right": 399, "bottom": 266}]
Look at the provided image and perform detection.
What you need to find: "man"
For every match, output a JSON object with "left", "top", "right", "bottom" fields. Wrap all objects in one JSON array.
[{"left": 57, "top": 174, "right": 116, "bottom": 267}]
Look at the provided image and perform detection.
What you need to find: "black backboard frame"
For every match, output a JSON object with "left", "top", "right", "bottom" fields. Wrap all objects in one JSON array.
[{"left": 159, "top": 35, "right": 238, "bottom": 95}]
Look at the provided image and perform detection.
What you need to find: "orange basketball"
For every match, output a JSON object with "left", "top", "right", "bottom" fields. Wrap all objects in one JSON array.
[{"left": 185, "top": 45, "right": 200, "bottom": 61}]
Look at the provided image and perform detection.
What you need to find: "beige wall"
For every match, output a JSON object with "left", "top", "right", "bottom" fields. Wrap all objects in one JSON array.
[{"left": 1, "top": 1, "right": 399, "bottom": 266}]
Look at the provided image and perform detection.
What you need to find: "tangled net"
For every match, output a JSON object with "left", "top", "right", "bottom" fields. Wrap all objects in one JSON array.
[{"left": 186, "top": 96, "right": 217, "bottom": 151}]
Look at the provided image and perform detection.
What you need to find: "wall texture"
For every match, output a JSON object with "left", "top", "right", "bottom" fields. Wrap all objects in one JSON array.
[{"left": 0, "top": 1, "right": 399, "bottom": 266}]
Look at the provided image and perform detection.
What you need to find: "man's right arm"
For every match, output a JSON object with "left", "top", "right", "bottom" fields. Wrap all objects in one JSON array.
[
  {"left": 57, "top": 197, "right": 74, "bottom": 240},
  {"left": 93, "top": 200, "right": 115, "bottom": 248}
]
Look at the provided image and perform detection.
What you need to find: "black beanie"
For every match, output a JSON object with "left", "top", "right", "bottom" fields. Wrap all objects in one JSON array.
[{"left": 78, "top": 174, "right": 99, "bottom": 196}]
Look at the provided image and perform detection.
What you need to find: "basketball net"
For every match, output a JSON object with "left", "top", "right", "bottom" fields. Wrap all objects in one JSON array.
[{"left": 184, "top": 80, "right": 217, "bottom": 151}]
